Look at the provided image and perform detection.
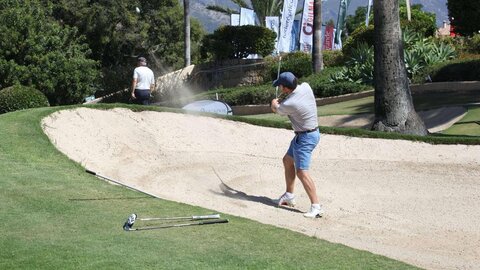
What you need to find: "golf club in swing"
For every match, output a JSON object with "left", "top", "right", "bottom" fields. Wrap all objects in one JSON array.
[{"left": 123, "top": 213, "right": 228, "bottom": 231}]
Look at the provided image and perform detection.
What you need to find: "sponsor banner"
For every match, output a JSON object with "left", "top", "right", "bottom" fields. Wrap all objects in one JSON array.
[
  {"left": 240, "top": 7, "right": 255, "bottom": 26},
  {"left": 334, "top": 0, "right": 350, "bottom": 49},
  {"left": 290, "top": 20, "right": 300, "bottom": 52},
  {"left": 265, "top": 16, "right": 280, "bottom": 53},
  {"left": 278, "top": 0, "right": 299, "bottom": 52},
  {"left": 323, "top": 25, "right": 335, "bottom": 50},
  {"left": 231, "top": 14, "right": 240, "bottom": 26},
  {"left": 300, "top": 0, "right": 314, "bottom": 53}
]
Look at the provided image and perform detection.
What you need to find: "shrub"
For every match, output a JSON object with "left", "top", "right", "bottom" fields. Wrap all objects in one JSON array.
[
  {"left": 193, "top": 67, "right": 371, "bottom": 106},
  {"left": 0, "top": 1, "right": 99, "bottom": 105},
  {"left": 413, "top": 58, "right": 480, "bottom": 83},
  {"left": 201, "top": 25, "right": 276, "bottom": 60},
  {"left": 331, "top": 42, "right": 374, "bottom": 85},
  {"left": 466, "top": 34, "right": 480, "bottom": 54},
  {"left": 0, "top": 85, "right": 49, "bottom": 114},
  {"left": 264, "top": 52, "right": 313, "bottom": 82},
  {"left": 322, "top": 50, "right": 345, "bottom": 67},
  {"left": 342, "top": 24, "right": 375, "bottom": 59}
]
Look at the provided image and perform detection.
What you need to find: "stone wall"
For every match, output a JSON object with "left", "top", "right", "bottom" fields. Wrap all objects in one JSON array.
[{"left": 188, "top": 59, "right": 266, "bottom": 91}]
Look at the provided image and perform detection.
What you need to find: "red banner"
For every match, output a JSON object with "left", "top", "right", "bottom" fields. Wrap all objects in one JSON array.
[{"left": 323, "top": 25, "right": 334, "bottom": 50}]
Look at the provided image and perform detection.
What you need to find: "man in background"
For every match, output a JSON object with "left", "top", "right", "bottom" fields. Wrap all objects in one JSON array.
[{"left": 131, "top": 57, "right": 155, "bottom": 105}]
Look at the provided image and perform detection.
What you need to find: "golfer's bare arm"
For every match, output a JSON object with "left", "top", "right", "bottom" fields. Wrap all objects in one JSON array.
[
  {"left": 271, "top": 98, "right": 280, "bottom": 113},
  {"left": 131, "top": 79, "right": 137, "bottom": 98}
]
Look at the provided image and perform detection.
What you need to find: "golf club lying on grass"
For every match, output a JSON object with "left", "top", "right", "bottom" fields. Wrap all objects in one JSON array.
[
  {"left": 135, "top": 213, "right": 221, "bottom": 221},
  {"left": 123, "top": 213, "right": 228, "bottom": 231}
]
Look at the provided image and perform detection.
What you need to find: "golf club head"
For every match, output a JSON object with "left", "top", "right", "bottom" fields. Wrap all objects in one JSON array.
[{"left": 123, "top": 213, "right": 137, "bottom": 231}]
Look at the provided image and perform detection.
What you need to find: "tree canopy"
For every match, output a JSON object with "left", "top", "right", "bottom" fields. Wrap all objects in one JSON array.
[
  {"left": 0, "top": 0, "right": 99, "bottom": 105},
  {"left": 447, "top": 0, "right": 480, "bottom": 36},
  {"left": 1, "top": 0, "right": 205, "bottom": 104}
]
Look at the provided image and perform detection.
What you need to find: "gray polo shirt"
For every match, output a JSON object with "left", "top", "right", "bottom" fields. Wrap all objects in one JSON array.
[{"left": 276, "top": 82, "right": 318, "bottom": 132}]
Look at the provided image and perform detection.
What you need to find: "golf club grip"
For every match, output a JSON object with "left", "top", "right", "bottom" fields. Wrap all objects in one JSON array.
[
  {"left": 85, "top": 169, "right": 96, "bottom": 175},
  {"left": 199, "top": 219, "right": 229, "bottom": 225},
  {"left": 192, "top": 214, "right": 220, "bottom": 220}
]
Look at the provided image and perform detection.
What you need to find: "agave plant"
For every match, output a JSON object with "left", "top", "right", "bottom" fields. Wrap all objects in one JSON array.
[{"left": 330, "top": 42, "right": 374, "bottom": 84}]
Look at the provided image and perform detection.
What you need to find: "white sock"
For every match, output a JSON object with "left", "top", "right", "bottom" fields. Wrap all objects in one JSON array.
[
  {"left": 285, "top": 192, "right": 294, "bottom": 199},
  {"left": 311, "top": 204, "right": 320, "bottom": 209}
]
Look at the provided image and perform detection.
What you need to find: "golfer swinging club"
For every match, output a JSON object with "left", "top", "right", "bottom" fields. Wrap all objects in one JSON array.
[{"left": 270, "top": 72, "right": 324, "bottom": 218}]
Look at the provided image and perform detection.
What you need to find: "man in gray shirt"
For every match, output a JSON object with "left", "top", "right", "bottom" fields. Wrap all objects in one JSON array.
[{"left": 270, "top": 72, "right": 324, "bottom": 218}]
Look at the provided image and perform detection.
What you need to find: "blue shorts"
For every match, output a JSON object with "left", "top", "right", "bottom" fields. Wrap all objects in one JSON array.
[{"left": 286, "top": 130, "right": 320, "bottom": 170}]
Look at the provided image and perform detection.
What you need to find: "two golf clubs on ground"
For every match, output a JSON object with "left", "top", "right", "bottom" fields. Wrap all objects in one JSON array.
[
  {"left": 85, "top": 170, "right": 229, "bottom": 232},
  {"left": 123, "top": 213, "right": 229, "bottom": 231}
]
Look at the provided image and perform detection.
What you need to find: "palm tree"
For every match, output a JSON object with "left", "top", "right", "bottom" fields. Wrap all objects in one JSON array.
[
  {"left": 371, "top": 0, "right": 428, "bottom": 135},
  {"left": 312, "top": 0, "right": 323, "bottom": 73},
  {"left": 206, "top": 0, "right": 283, "bottom": 26}
]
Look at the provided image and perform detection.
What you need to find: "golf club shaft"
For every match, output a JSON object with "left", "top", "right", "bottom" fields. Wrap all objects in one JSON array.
[
  {"left": 86, "top": 169, "right": 160, "bottom": 199},
  {"left": 126, "top": 219, "right": 229, "bottom": 231},
  {"left": 139, "top": 214, "right": 220, "bottom": 221}
]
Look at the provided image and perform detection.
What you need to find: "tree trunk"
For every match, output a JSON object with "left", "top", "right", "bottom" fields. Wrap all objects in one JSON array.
[
  {"left": 371, "top": 0, "right": 428, "bottom": 135},
  {"left": 184, "top": 0, "right": 191, "bottom": 67},
  {"left": 312, "top": 0, "right": 323, "bottom": 73}
]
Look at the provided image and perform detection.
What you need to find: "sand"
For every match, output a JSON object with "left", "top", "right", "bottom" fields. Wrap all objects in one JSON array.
[{"left": 41, "top": 107, "right": 480, "bottom": 270}]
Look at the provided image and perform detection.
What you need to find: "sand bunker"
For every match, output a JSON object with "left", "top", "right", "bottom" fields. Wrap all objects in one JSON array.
[{"left": 42, "top": 108, "right": 480, "bottom": 270}]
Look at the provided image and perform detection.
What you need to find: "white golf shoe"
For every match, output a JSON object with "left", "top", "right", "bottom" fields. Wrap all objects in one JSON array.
[
  {"left": 273, "top": 192, "right": 296, "bottom": 207},
  {"left": 303, "top": 205, "right": 325, "bottom": 218}
]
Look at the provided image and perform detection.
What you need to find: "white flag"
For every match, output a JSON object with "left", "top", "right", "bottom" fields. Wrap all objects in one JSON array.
[
  {"left": 231, "top": 14, "right": 240, "bottom": 26},
  {"left": 278, "top": 0, "right": 299, "bottom": 52},
  {"left": 365, "top": 0, "right": 373, "bottom": 26},
  {"left": 265, "top": 16, "right": 280, "bottom": 54},
  {"left": 300, "top": 0, "right": 314, "bottom": 53},
  {"left": 240, "top": 8, "right": 255, "bottom": 26}
]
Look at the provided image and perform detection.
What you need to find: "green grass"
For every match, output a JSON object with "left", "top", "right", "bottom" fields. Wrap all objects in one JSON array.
[
  {"left": 240, "top": 94, "right": 480, "bottom": 144},
  {"left": 0, "top": 105, "right": 419, "bottom": 269},
  {"left": 440, "top": 106, "right": 480, "bottom": 136}
]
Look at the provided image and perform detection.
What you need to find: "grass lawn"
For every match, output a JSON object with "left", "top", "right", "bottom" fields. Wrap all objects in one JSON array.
[
  {"left": 440, "top": 106, "right": 480, "bottom": 136},
  {"left": 241, "top": 95, "right": 480, "bottom": 139},
  {"left": 0, "top": 105, "right": 419, "bottom": 269}
]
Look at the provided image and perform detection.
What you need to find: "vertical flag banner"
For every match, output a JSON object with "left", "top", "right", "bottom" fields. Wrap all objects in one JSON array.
[
  {"left": 265, "top": 16, "right": 280, "bottom": 53},
  {"left": 240, "top": 8, "right": 256, "bottom": 26},
  {"left": 365, "top": 0, "right": 372, "bottom": 26},
  {"left": 278, "top": 0, "right": 299, "bottom": 52},
  {"left": 323, "top": 24, "right": 335, "bottom": 50},
  {"left": 300, "top": 0, "right": 314, "bottom": 53},
  {"left": 334, "top": 0, "right": 350, "bottom": 50},
  {"left": 290, "top": 20, "right": 301, "bottom": 52},
  {"left": 231, "top": 14, "right": 240, "bottom": 26}
]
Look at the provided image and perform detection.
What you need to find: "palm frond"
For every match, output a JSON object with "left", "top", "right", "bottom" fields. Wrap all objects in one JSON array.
[{"left": 206, "top": 5, "right": 237, "bottom": 15}]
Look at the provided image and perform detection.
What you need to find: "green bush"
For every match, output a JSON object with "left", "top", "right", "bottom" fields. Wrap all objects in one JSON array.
[
  {"left": 201, "top": 25, "right": 276, "bottom": 60},
  {"left": 0, "top": 85, "right": 49, "bottom": 114},
  {"left": 0, "top": 1, "right": 99, "bottom": 105},
  {"left": 194, "top": 67, "right": 371, "bottom": 106},
  {"left": 342, "top": 24, "right": 375, "bottom": 59},
  {"left": 399, "top": 5, "right": 436, "bottom": 37},
  {"left": 412, "top": 58, "right": 480, "bottom": 83},
  {"left": 467, "top": 34, "right": 480, "bottom": 54},
  {"left": 322, "top": 50, "right": 345, "bottom": 67},
  {"left": 264, "top": 52, "right": 313, "bottom": 82}
]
